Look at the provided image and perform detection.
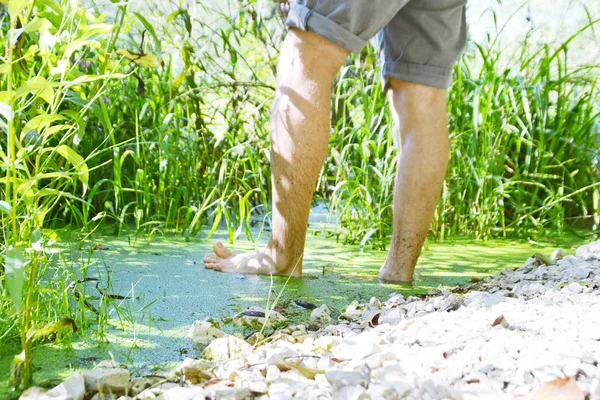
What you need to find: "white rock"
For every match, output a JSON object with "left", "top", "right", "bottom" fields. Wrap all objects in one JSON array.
[
  {"left": 333, "top": 385, "right": 366, "bottom": 400},
  {"left": 188, "top": 320, "right": 226, "bottom": 346},
  {"left": 567, "top": 282, "right": 584, "bottom": 293},
  {"left": 180, "top": 358, "right": 214, "bottom": 384},
  {"left": 341, "top": 302, "right": 363, "bottom": 321},
  {"left": 325, "top": 369, "right": 365, "bottom": 389},
  {"left": 576, "top": 241, "right": 600, "bottom": 258},
  {"left": 202, "top": 335, "right": 253, "bottom": 361},
  {"left": 163, "top": 386, "right": 205, "bottom": 400},
  {"left": 266, "top": 365, "right": 281, "bottom": 382},
  {"left": 19, "top": 387, "right": 47, "bottom": 400},
  {"left": 136, "top": 383, "right": 180, "bottom": 399},
  {"left": 208, "top": 387, "right": 252, "bottom": 400},
  {"left": 369, "top": 297, "right": 382, "bottom": 309},
  {"left": 83, "top": 368, "right": 129, "bottom": 394},
  {"left": 247, "top": 380, "right": 268, "bottom": 394},
  {"left": 40, "top": 373, "right": 85, "bottom": 400}
]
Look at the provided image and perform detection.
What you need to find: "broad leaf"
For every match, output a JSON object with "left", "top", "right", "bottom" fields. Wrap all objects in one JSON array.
[
  {"left": 0, "top": 200, "right": 12, "bottom": 214},
  {"left": 5, "top": 247, "right": 27, "bottom": 313},
  {"left": 15, "top": 77, "right": 57, "bottom": 104},
  {"left": 6, "top": 0, "right": 32, "bottom": 17},
  {"left": 133, "top": 12, "right": 162, "bottom": 55},
  {"left": 54, "top": 145, "right": 89, "bottom": 193},
  {"left": 23, "top": 114, "right": 64, "bottom": 133},
  {"left": 23, "top": 17, "right": 52, "bottom": 33},
  {"left": 0, "top": 102, "right": 13, "bottom": 122}
]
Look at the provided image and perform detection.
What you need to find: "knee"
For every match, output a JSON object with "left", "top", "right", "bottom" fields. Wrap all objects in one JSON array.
[
  {"left": 388, "top": 79, "right": 449, "bottom": 139},
  {"left": 388, "top": 79, "right": 447, "bottom": 113}
]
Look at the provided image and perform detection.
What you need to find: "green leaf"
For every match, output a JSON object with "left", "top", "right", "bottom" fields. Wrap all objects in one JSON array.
[
  {"left": 5, "top": 247, "right": 27, "bottom": 313},
  {"left": 0, "top": 200, "right": 12, "bottom": 214},
  {"left": 79, "top": 23, "right": 114, "bottom": 40},
  {"left": 23, "top": 17, "right": 52, "bottom": 33},
  {"left": 15, "top": 77, "right": 57, "bottom": 104},
  {"left": 0, "top": 102, "right": 13, "bottom": 122},
  {"left": 133, "top": 12, "right": 162, "bottom": 55},
  {"left": 54, "top": 145, "right": 89, "bottom": 193},
  {"left": 23, "top": 114, "right": 64, "bottom": 133},
  {"left": 6, "top": 0, "right": 32, "bottom": 17},
  {"left": 167, "top": 9, "right": 192, "bottom": 35}
]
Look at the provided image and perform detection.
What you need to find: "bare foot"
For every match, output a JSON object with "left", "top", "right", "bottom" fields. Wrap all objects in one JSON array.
[
  {"left": 203, "top": 241, "right": 302, "bottom": 277},
  {"left": 378, "top": 260, "right": 414, "bottom": 283}
]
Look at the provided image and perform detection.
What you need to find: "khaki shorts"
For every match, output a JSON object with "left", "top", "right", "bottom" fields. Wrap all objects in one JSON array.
[{"left": 285, "top": 0, "right": 467, "bottom": 89}]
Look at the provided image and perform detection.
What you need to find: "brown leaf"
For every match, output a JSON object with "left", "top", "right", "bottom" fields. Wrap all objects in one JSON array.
[
  {"left": 525, "top": 377, "right": 585, "bottom": 400},
  {"left": 368, "top": 313, "right": 381, "bottom": 328},
  {"left": 491, "top": 314, "right": 508, "bottom": 328}
]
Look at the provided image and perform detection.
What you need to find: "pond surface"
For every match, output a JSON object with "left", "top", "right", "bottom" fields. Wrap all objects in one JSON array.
[{"left": 0, "top": 217, "right": 583, "bottom": 393}]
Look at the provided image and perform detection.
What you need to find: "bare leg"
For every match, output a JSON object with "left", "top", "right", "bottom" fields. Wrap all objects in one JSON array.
[
  {"left": 378, "top": 79, "right": 450, "bottom": 283},
  {"left": 203, "top": 29, "right": 348, "bottom": 276}
]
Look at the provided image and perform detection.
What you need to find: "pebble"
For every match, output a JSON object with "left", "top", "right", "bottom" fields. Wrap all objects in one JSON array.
[
  {"left": 82, "top": 368, "right": 130, "bottom": 394},
  {"left": 40, "top": 373, "right": 85, "bottom": 400},
  {"left": 188, "top": 319, "right": 226, "bottom": 346}
]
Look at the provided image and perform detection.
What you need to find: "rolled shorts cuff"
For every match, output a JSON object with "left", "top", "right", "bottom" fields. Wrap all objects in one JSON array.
[
  {"left": 285, "top": 3, "right": 366, "bottom": 54},
  {"left": 382, "top": 60, "right": 454, "bottom": 90}
]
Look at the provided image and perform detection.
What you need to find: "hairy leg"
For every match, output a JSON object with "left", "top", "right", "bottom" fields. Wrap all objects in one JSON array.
[
  {"left": 378, "top": 79, "right": 450, "bottom": 283},
  {"left": 203, "top": 29, "right": 348, "bottom": 276}
]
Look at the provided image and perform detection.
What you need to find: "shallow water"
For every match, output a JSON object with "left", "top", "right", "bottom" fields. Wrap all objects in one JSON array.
[{"left": 0, "top": 218, "right": 583, "bottom": 393}]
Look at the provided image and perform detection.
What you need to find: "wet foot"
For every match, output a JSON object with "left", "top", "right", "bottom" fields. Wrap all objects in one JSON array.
[
  {"left": 203, "top": 241, "right": 302, "bottom": 277},
  {"left": 378, "top": 261, "right": 413, "bottom": 283}
]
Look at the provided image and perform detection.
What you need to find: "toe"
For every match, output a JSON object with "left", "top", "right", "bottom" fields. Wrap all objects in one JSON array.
[
  {"left": 203, "top": 253, "right": 220, "bottom": 269},
  {"left": 213, "top": 241, "right": 234, "bottom": 258}
]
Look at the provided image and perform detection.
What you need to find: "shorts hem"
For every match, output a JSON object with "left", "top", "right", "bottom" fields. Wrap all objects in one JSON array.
[
  {"left": 382, "top": 60, "right": 453, "bottom": 90},
  {"left": 285, "top": 3, "right": 366, "bottom": 54}
]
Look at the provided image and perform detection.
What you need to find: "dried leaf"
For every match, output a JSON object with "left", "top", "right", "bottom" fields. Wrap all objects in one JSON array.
[
  {"left": 368, "top": 313, "right": 381, "bottom": 328},
  {"left": 532, "top": 252, "right": 553, "bottom": 266},
  {"left": 116, "top": 49, "right": 158, "bottom": 68},
  {"left": 491, "top": 314, "right": 508, "bottom": 328},
  {"left": 284, "top": 362, "right": 323, "bottom": 380},
  {"left": 525, "top": 377, "right": 584, "bottom": 400},
  {"left": 30, "top": 318, "right": 78, "bottom": 343}
]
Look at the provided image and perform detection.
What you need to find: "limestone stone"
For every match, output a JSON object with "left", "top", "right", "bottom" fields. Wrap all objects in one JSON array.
[
  {"left": 40, "top": 373, "right": 85, "bottom": 400},
  {"left": 202, "top": 335, "right": 253, "bottom": 361},
  {"left": 188, "top": 320, "right": 226, "bottom": 347},
  {"left": 83, "top": 368, "right": 130, "bottom": 394},
  {"left": 310, "top": 304, "right": 332, "bottom": 327}
]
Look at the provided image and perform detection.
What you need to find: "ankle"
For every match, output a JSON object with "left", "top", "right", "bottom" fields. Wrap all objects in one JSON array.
[{"left": 264, "top": 244, "right": 303, "bottom": 276}]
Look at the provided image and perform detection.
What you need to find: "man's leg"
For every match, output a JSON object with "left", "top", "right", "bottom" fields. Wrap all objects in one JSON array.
[
  {"left": 378, "top": 79, "right": 450, "bottom": 283},
  {"left": 203, "top": 29, "right": 349, "bottom": 276}
]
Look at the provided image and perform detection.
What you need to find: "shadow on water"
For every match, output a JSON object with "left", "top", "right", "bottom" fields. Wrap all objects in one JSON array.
[{"left": 0, "top": 223, "right": 583, "bottom": 393}]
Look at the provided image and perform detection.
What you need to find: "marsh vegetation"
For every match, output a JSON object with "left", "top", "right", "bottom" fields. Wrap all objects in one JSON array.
[{"left": 0, "top": 0, "right": 599, "bottom": 395}]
